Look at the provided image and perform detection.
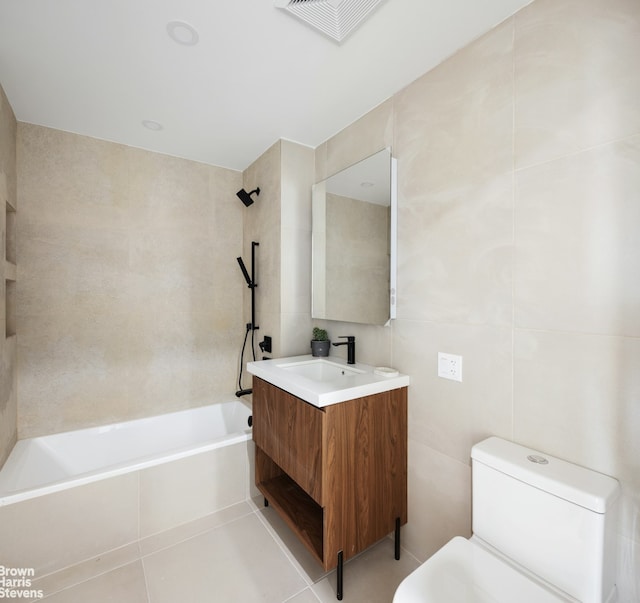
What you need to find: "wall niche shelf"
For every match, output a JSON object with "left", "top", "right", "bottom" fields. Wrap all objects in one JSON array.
[{"left": 5, "top": 197, "right": 16, "bottom": 339}]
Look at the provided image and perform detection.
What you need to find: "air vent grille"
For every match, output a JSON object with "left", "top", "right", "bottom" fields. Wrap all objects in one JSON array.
[{"left": 276, "top": 0, "right": 387, "bottom": 42}]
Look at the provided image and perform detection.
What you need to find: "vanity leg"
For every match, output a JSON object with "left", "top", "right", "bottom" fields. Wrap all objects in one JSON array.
[
  {"left": 395, "top": 517, "right": 401, "bottom": 560},
  {"left": 264, "top": 497, "right": 269, "bottom": 507},
  {"left": 336, "top": 550, "right": 344, "bottom": 600}
]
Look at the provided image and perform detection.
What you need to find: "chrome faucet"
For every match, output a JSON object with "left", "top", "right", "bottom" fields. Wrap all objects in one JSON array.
[{"left": 332, "top": 335, "right": 356, "bottom": 364}]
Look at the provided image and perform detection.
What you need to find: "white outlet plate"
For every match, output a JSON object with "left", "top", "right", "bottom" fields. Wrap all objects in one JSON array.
[{"left": 438, "top": 352, "right": 462, "bottom": 382}]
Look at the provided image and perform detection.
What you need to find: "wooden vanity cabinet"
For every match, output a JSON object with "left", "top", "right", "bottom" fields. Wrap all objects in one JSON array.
[{"left": 252, "top": 376, "right": 407, "bottom": 571}]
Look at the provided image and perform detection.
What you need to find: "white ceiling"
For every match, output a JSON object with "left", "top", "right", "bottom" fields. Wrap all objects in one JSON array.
[{"left": 0, "top": 0, "right": 531, "bottom": 172}]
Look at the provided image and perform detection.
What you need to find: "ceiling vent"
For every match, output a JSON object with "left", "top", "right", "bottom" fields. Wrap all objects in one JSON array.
[{"left": 275, "top": 0, "right": 387, "bottom": 43}]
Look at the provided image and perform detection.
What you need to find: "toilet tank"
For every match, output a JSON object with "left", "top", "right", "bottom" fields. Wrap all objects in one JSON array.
[{"left": 471, "top": 437, "right": 620, "bottom": 603}]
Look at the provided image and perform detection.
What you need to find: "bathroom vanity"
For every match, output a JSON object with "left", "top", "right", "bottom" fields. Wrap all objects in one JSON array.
[{"left": 248, "top": 356, "right": 409, "bottom": 599}]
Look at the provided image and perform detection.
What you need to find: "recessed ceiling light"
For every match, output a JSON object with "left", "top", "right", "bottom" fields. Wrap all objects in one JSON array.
[
  {"left": 142, "top": 120, "right": 163, "bottom": 131},
  {"left": 166, "top": 21, "right": 199, "bottom": 46}
]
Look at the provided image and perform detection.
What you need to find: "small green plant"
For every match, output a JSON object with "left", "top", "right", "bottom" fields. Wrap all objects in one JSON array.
[{"left": 312, "top": 327, "right": 328, "bottom": 341}]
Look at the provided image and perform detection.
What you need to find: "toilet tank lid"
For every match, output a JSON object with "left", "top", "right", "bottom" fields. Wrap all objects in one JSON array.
[{"left": 471, "top": 437, "right": 620, "bottom": 513}]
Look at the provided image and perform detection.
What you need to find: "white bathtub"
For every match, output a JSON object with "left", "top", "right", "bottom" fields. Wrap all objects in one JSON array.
[
  {"left": 0, "top": 399, "right": 255, "bottom": 576},
  {"left": 0, "top": 400, "right": 252, "bottom": 506}
]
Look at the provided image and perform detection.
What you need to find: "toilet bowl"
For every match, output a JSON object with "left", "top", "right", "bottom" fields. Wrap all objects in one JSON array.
[
  {"left": 394, "top": 437, "right": 620, "bottom": 603},
  {"left": 393, "top": 536, "right": 571, "bottom": 603}
]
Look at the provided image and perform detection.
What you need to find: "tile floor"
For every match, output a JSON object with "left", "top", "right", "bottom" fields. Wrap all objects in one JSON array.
[{"left": 31, "top": 497, "right": 420, "bottom": 602}]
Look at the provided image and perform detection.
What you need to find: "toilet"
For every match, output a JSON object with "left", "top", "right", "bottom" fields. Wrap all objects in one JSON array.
[{"left": 394, "top": 437, "right": 620, "bottom": 603}]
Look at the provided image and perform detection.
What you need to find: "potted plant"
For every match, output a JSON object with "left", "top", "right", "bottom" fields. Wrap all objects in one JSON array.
[{"left": 310, "top": 327, "right": 331, "bottom": 357}]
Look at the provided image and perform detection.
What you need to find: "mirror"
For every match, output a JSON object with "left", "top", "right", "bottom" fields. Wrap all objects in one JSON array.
[{"left": 312, "top": 148, "right": 397, "bottom": 326}]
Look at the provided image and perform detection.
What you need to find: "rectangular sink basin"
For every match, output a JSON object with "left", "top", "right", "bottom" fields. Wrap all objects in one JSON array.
[
  {"left": 247, "top": 355, "right": 410, "bottom": 407},
  {"left": 276, "top": 359, "right": 365, "bottom": 382}
]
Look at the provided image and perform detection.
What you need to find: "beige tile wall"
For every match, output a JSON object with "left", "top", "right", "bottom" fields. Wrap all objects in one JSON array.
[
  {"left": 241, "top": 139, "right": 313, "bottom": 372},
  {"left": 16, "top": 124, "right": 243, "bottom": 438},
  {"left": 0, "top": 81, "right": 17, "bottom": 467},
  {"left": 317, "top": 0, "right": 640, "bottom": 596},
  {"left": 280, "top": 140, "right": 314, "bottom": 356},
  {"left": 325, "top": 193, "right": 389, "bottom": 325},
  {"left": 240, "top": 140, "right": 282, "bottom": 384}
]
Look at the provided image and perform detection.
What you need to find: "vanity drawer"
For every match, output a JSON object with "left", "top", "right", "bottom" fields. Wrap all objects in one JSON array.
[{"left": 253, "top": 377, "right": 324, "bottom": 504}]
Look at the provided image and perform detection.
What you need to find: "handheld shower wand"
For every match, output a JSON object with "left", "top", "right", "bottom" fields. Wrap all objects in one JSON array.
[{"left": 236, "top": 257, "right": 252, "bottom": 287}]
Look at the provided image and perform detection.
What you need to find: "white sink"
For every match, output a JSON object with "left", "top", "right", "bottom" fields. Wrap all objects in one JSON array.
[
  {"left": 276, "top": 358, "right": 365, "bottom": 382},
  {"left": 247, "top": 355, "right": 410, "bottom": 407}
]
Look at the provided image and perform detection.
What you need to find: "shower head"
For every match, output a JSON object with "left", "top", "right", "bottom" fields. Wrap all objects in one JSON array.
[{"left": 236, "top": 187, "right": 260, "bottom": 207}]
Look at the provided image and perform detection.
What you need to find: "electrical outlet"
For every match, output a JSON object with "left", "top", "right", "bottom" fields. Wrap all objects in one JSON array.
[{"left": 438, "top": 352, "right": 462, "bottom": 382}]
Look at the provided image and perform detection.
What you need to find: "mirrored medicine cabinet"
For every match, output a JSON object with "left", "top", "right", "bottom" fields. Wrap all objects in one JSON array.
[{"left": 312, "top": 148, "right": 397, "bottom": 326}]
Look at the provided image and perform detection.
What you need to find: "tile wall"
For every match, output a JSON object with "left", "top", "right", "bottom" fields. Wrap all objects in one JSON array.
[
  {"left": 316, "top": 0, "right": 640, "bottom": 597},
  {"left": 15, "top": 124, "right": 244, "bottom": 438},
  {"left": 241, "top": 139, "right": 313, "bottom": 370},
  {"left": 325, "top": 193, "right": 389, "bottom": 325}
]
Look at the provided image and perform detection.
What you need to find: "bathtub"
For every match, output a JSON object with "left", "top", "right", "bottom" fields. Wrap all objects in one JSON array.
[
  {"left": 0, "top": 400, "right": 252, "bottom": 506},
  {"left": 0, "top": 400, "right": 255, "bottom": 576}
]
